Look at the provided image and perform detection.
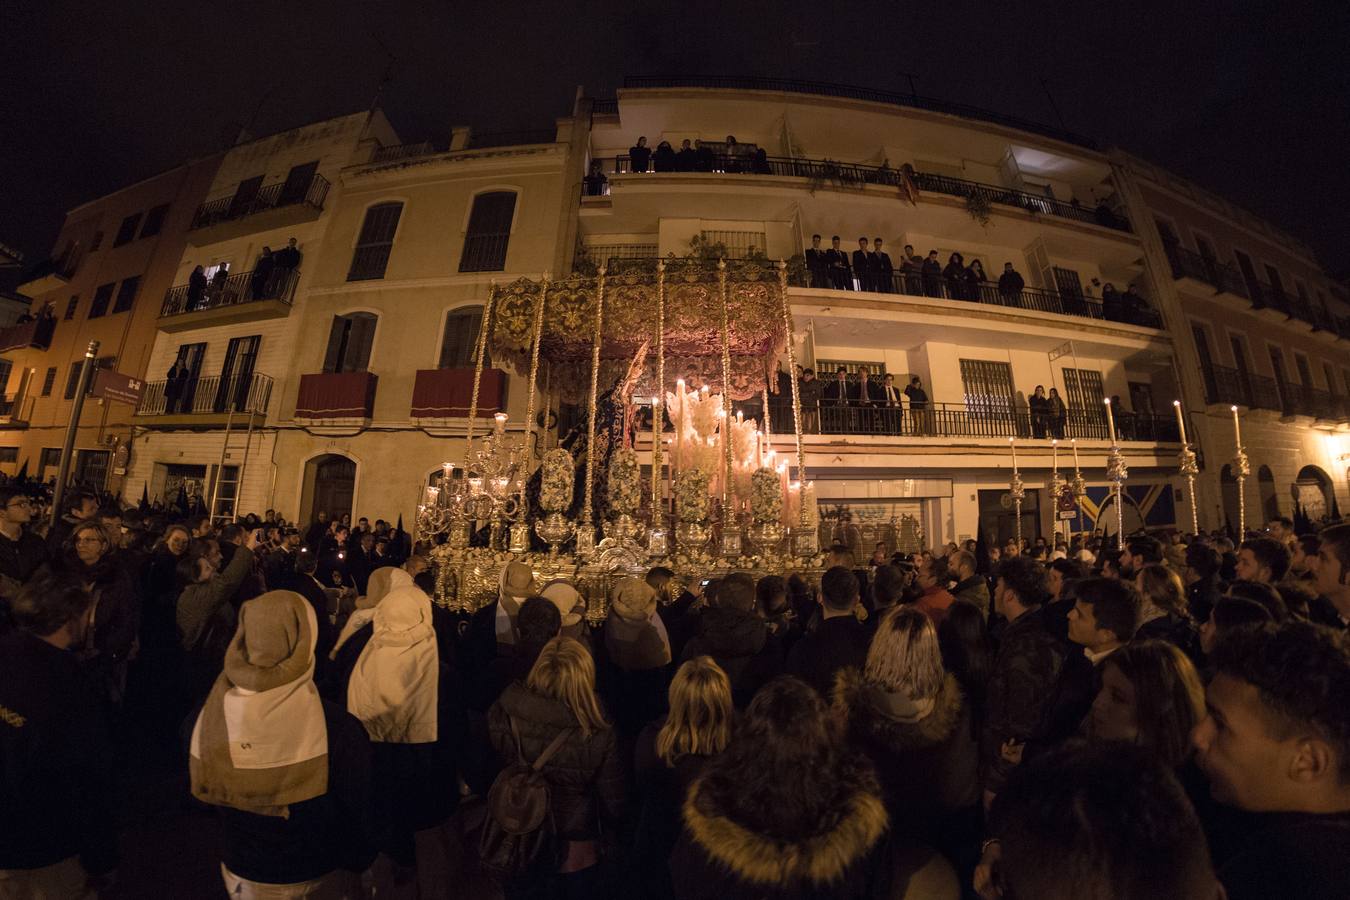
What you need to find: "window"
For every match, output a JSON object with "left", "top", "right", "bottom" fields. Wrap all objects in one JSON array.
[
  {"left": 73, "top": 450, "right": 110, "bottom": 490},
  {"left": 0, "top": 360, "right": 10, "bottom": 394},
  {"left": 959, "top": 359, "right": 1015, "bottom": 414},
  {"left": 459, "top": 191, "right": 516, "bottom": 272},
  {"left": 347, "top": 202, "right": 403, "bottom": 281},
  {"left": 63, "top": 357, "right": 114, "bottom": 400},
  {"left": 439, "top": 306, "right": 486, "bottom": 368},
  {"left": 64, "top": 295, "right": 79, "bottom": 320},
  {"left": 1062, "top": 368, "right": 1107, "bottom": 436},
  {"left": 113, "top": 212, "right": 142, "bottom": 247},
  {"left": 1154, "top": 218, "right": 1180, "bottom": 245},
  {"left": 39, "top": 448, "right": 61, "bottom": 475},
  {"left": 41, "top": 367, "right": 56, "bottom": 397},
  {"left": 1233, "top": 250, "right": 1262, "bottom": 299},
  {"left": 1324, "top": 363, "right": 1340, "bottom": 396},
  {"left": 699, "top": 230, "right": 767, "bottom": 259},
  {"left": 323, "top": 313, "right": 378, "bottom": 373},
  {"left": 89, "top": 230, "right": 103, "bottom": 252},
  {"left": 112, "top": 276, "right": 140, "bottom": 313},
  {"left": 63, "top": 362, "right": 82, "bottom": 399},
  {"left": 88, "top": 282, "right": 115, "bottom": 318},
  {"left": 0, "top": 448, "right": 17, "bottom": 465},
  {"left": 278, "top": 160, "right": 319, "bottom": 206},
  {"left": 139, "top": 203, "right": 169, "bottom": 238}
]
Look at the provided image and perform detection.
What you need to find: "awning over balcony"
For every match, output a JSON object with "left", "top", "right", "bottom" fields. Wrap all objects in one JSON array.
[
  {"left": 296, "top": 371, "right": 378, "bottom": 419},
  {"left": 411, "top": 368, "right": 506, "bottom": 417}
]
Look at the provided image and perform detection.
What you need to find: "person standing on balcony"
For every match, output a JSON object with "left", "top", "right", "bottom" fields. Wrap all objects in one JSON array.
[
  {"left": 905, "top": 376, "right": 929, "bottom": 435},
  {"left": 1047, "top": 388, "right": 1067, "bottom": 439},
  {"left": 966, "top": 258, "right": 988, "bottom": 301},
  {"left": 724, "top": 135, "right": 745, "bottom": 172},
  {"left": 693, "top": 139, "right": 714, "bottom": 172},
  {"left": 901, "top": 245, "right": 923, "bottom": 294},
  {"left": 943, "top": 252, "right": 968, "bottom": 300},
  {"left": 583, "top": 161, "right": 608, "bottom": 196},
  {"left": 852, "top": 237, "right": 875, "bottom": 292},
  {"left": 881, "top": 373, "right": 902, "bottom": 435},
  {"left": 998, "top": 262, "right": 1025, "bottom": 306},
  {"left": 872, "top": 238, "right": 894, "bottom": 294},
  {"left": 1101, "top": 283, "right": 1124, "bottom": 322},
  {"left": 922, "top": 250, "right": 943, "bottom": 297},
  {"left": 274, "top": 237, "right": 302, "bottom": 272},
  {"left": 800, "top": 368, "right": 822, "bottom": 433},
  {"left": 165, "top": 360, "right": 185, "bottom": 414},
  {"left": 251, "top": 247, "right": 275, "bottom": 300},
  {"left": 676, "top": 139, "right": 696, "bottom": 171},
  {"left": 826, "top": 236, "right": 852, "bottom": 291},
  {"left": 750, "top": 147, "right": 771, "bottom": 174},
  {"left": 186, "top": 265, "right": 207, "bottom": 312},
  {"left": 653, "top": 140, "right": 676, "bottom": 173},
  {"left": 825, "top": 368, "right": 853, "bottom": 432},
  {"left": 805, "top": 235, "right": 828, "bottom": 288},
  {"left": 629, "top": 136, "right": 650, "bottom": 173},
  {"left": 1122, "top": 284, "right": 1148, "bottom": 324},
  {"left": 207, "top": 265, "right": 229, "bottom": 305},
  {"left": 1030, "top": 385, "right": 1050, "bottom": 439}
]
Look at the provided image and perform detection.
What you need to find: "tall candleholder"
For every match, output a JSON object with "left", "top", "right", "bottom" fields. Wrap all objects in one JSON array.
[
  {"left": 1231, "top": 406, "right": 1250, "bottom": 536},
  {"left": 1070, "top": 438, "right": 1087, "bottom": 536},
  {"left": 1173, "top": 400, "right": 1200, "bottom": 535},
  {"left": 1048, "top": 439, "right": 1066, "bottom": 546},
  {"left": 1008, "top": 438, "right": 1024, "bottom": 548}
]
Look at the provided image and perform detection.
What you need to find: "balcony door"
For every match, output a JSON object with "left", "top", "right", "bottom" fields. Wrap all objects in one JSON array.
[
  {"left": 1230, "top": 336, "right": 1254, "bottom": 404},
  {"left": 323, "top": 313, "right": 377, "bottom": 373},
  {"left": 278, "top": 160, "right": 318, "bottom": 206},
  {"left": 959, "top": 359, "right": 1016, "bottom": 435},
  {"left": 1268, "top": 346, "right": 1289, "bottom": 411},
  {"left": 214, "top": 335, "right": 261, "bottom": 413},
  {"left": 1062, "top": 368, "right": 1106, "bottom": 438},
  {"left": 174, "top": 342, "right": 206, "bottom": 412},
  {"left": 1294, "top": 354, "right": 1313, "bottom": 411},
  {"left": 227, "top": 175, "right": 264, "bottom": 218},
  {"left": 1234, "top": 251, "right": 1262, "bottom": 303},
  {"left": 1052, "top": 267, "right": 1085, "bottom": 314},
  {"left": 1192, "top": 324, "right": 1218, "bottom": 401}
]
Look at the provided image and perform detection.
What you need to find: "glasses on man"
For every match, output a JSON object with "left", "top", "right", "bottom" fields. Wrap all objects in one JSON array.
[{"left": 6, "top": 498, "right": 32, "bottom": 509}]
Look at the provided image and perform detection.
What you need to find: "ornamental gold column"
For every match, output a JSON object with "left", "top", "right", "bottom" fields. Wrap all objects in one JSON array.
[
  {"left": 511, "top": 275, "right": 548, "bottom": 553},
  {"left": 716, "top": 259, "right": 739, "bottom": 557},
  {"left": 776, "top": 259, "right": 813, "bottom": 556},
  {"left": 577, "top": 268, "right": 606, "bottom": 558}
]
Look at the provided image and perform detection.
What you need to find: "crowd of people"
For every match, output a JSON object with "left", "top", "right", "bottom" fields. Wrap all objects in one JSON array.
[{"left": 2, "top": 474, "right": 1348, "bottom": 898}]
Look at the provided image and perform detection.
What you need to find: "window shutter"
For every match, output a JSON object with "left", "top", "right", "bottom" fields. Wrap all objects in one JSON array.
[
  {"left": 323, "top": 317, "right": 345, "bottom": 373},
  {"left": 348, "top": 314, "right": 377, "bottom": 372}
]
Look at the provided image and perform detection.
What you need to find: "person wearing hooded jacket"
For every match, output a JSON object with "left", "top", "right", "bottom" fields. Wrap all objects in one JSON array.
[
  {"left": 321, "top": 566, "right": 414, "bottom": 699},
  {"left": 341, "top": 585, "right": 468, "bottom": 897},
  {"left": 679, "top": 572, "right": 782, "bottom": 708},
  {"left": 189, "top": 590, "right": 377, "bottom": 895},
  {"left": 461, "top": 560, "right": 536, "bottom": 676},
  {"left": 599, "top": 577, "right": 674, "bottom": 736}
]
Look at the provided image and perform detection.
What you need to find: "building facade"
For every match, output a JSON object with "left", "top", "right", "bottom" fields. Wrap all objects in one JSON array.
[
  {"left": 3, "top": 155, "right": 222, "bottom": 490},
  {"left": 1115, "top": 152, "right": 1350, "bottom": 530}
]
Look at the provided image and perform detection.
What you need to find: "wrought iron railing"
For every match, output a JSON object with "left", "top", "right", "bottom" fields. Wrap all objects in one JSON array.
[
  {"left": 160, "top": 268, "right": 299, "bottom": 318},
  {"left": 371, "top": 141, "right": 435, "bottom": 163},
  {"left": 621, "top": 75, "right": 1101, "bottom": 149},
  {"left": 190, "top": 174, "right": 330, "bottom": 230},
  {"left": 1204, "top": 365, "right": 1284, "bottom": 412},
  {"left": 1163, "top": 244, "right": 1249, "bottom": 298},
  {"left": 606, "top": 153, "right": 1130, "bottom": 231},
  {"left": 136, "top": 372, "right": 272, "bottom": 417},
  {"left": 590, "top": 98, "right": 619, "bottom": 116},
  {"left": 759, "top": 398, "right": 1179, "bottom": 441},
  {"left": 0, "top": 316, "right": 56, "bottom": 353}
]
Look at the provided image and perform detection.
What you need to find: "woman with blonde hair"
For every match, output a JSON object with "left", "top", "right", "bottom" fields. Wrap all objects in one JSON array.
[
  {"left": 632, "top": 658, "right": 734, "bottom": 898},
  {"left": 1134, "top": 563, "right": 1201, "bottom": 661},
  {"left": 487, "top": 636, "right": 624, "bottom": 893},
  {"left": 834, "top": 605, "right": 979, "bottom": 861},
  {"left": 1087, "top": 639, "right": 1205, "bottom": 770}
]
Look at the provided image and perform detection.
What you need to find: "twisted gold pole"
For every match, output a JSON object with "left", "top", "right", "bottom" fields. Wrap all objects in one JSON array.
[
  {"left": 583, "top": 268, "right": 606, "bottom": 525},
  {"left": 653, "top": 261, "right": 666, "bottom": 516},
  {"left": 518, "top": 274, "right": 548, "bottom": 515},
  {"left": 777, "top": 260, "right": 807, "bottom": 526},
  {"left": 717, "top": 259, "right": 733, "bottom": 509},
  {"left": 465, "top": 283, "right": 497, "bottom": 463}
]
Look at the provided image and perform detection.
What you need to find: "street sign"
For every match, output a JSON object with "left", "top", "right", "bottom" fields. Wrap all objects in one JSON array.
[
  {"left": 1058, "top": 485, "right": 1078, "bottom": 520},
  {"left": 92, "top": 370, "right": 144, "bottom": 405}
]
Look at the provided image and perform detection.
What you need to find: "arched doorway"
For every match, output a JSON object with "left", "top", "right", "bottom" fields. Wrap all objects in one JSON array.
[
  {"left": 1096, "top": 491, "right": 1145, "bottom": 537},
  {"left": 1257, "top": 465, "right": 1279, "bottom": 522},
  {"left": 301, "top": 454, "right": 356, "bottom": 524},
  {"left": 1295, "top": 464, "right": 1334, "bottom": 522},
  {"left": 1220, "top": 465, "right": 1242, "bottom": 534}
]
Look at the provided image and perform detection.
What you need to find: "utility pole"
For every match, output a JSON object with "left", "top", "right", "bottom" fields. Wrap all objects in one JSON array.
[{"left": 51, "top": 340, "right": 98, "bottom": 528}]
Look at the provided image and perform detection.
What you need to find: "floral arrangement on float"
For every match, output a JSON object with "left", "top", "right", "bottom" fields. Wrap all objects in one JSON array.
[
  {"left": 751, "top": 467, "right": 783, "bottom": 524},
  {"left": 607, "top": 447, "right": 642, "bottom": 517},
  {"left": 535, "top": 448, "right": 576, "bottom": 555}
]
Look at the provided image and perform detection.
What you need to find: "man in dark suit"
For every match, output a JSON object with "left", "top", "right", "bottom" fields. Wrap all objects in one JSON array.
[
  {"left": 901, "top": 244, "right": 923, "bottom": 295},
  {"left": 786, "top": 566, "right": 870, "bottom": 696},
  {"left": 823, "top": 367, "right": 853, "bottom": 432},
  {"left": 921, "top": 250, "right": 944, "bottom": 297},
  {"left": 826, "top": 236, "right": 852, "bottom": 291},
  {"left": 852, "top": 236, "right": 875, "bottom": 292},
  {"left": 872, "top": 238, "right": 894, "bottom": 293},
  {"left": 804, "top": 234, "right": 829, "bottom": 288}
]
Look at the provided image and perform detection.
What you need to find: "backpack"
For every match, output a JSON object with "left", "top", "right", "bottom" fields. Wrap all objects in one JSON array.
[{"left": 475, "top": 715, "right": 572, "bottom": 878}]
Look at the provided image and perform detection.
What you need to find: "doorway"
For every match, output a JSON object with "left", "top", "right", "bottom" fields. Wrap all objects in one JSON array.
[{"left": 302, "top": 454, "right": 356, "bottom": 524}]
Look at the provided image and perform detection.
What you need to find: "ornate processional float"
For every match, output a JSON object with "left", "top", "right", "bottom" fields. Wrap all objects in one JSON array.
[{"left": 418, "top": 257, "right": 823, "bottom": 620}]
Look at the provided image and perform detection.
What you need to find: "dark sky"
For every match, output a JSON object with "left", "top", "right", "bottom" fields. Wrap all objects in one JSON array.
[{"left": 5, "top": 1, "right": 1348, "bottom": 277}]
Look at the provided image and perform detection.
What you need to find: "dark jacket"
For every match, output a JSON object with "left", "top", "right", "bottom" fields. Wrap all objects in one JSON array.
[
  {"left": 291, "top": 573, "right": 337, "bottom": 672},
  {"left": 629, "top": 144, "right": 651, "bottom": 173},
  {"left": 214, "top": 700, "right": 377, "bottom": 884},
  {"left": 680, "top": 606, "right": 781, "bottom": 707},
  {"left": 1135, "top": 611, "right": 1202, "bottom": 663},
  {"left": 834, "top": 669, "right": 979, "bottom": 850},
  {"left": 669, "top": 762, "right": 890, "bottom": 900},
  {"left": 176, "top": 542, "right": 254, "bottom": 655},
  {"left": 785, "top": 613, "right": 869, "bottom": 697},
  {"left": 997, "top": 270, "right": 1025, "bottom": 295},
  {"left": 631, "top": 721, "right": 714, "bottom": 900},
  {"left": 0, "top": 528, "right": 49, "bottom": 630},
  {"left": 952, "top": 575, "right": 991, "bottom": 619},
  {"left": 0, "top": 631, "right": 117, "bottom": 875},
  {"left": 53, "top": 552, "right": 141, "bottom": 699},
  {"left": 1187, "top": 575, "right": 1223, "bottom": 623},
  {"left": 1211, "top": 810, "right": 1350, "bottom": 900},
  {"left": 982, "top": 605, "right": 1072, "bottom": 792},
  {"left": 487, "top": 682, "right": 625, "bottom": 840}
]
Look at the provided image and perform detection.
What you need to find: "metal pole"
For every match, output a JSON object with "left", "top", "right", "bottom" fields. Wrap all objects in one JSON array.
[{"left": 51, "top": 340, "right": 99, "bottom": 528}]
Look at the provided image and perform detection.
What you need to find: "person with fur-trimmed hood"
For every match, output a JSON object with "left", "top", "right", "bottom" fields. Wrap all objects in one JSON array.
[{"left": 834, "top": 606, "right": 980, "bottom": 872}]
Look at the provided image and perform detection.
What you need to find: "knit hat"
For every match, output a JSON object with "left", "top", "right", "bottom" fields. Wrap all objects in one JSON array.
[
  {"left": 540, "top": 580, "right": 584, "bottom": 627},
  {"left": 609, "top": 577, "right": 657, "bottom": 622}
]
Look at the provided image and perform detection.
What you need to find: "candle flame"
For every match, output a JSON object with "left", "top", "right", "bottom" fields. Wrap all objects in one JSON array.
[
  {"left": 1230, "top": 405, "right": 1238, "bottom": 412},
  {"left": 1173, "top": 400, "right": 1181, "bottom": 407}
]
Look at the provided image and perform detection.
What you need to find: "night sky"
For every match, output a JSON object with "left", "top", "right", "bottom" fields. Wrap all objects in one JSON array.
[{"left": 5, "top": 1, "right": 1348, "bottom": 278}]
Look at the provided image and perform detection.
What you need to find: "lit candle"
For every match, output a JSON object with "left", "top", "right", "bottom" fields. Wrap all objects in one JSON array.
[
  {"left": 1009, "top": 436, "right": 1018, "bottom": 473},
  {"left": 1172, "top": 400, "right": 1188, "bottom": 445},
  {"left": 1072, "top": 437, "right": 1080, "bottom": 470},
  {"left": 442, "top": 461, "right": 453, "bottom": 482},
  {"left": 1104, "top": 397, "right": 1117, "bottom": 444},
  {"left": 494, "top": 412, "right": 508, "bottom": 434},
  {"left": 1051, "top": 438, "right": 1058, "bottom": 476},
  {"left": 1231, "top": 405, "right": 1241, "bottom": 447}
]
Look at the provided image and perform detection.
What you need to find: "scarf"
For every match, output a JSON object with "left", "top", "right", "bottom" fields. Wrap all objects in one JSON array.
[
  {"left": 330, "top": 566, "right": 413, "bottom": 659},
  {"left": 347, "top": 586, "right": 439, "bottom": 744},
  {"left": 190, "top": 591, "right": 327, "bottom": 817}
]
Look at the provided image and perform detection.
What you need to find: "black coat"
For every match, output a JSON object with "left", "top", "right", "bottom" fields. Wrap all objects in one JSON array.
[
  {"left": 630, "top": 721, "right": 713, "bottom": 899},
  {"left": 630, "top": 145, "right": 651, "bottom": 173},
  {"left": 785, "top": 614, "right": 870, "bottom": 697},
  {"left": 1209, "top": 808, "right": 1350, "bottom": 900},
  {"left": 680, "top": 606, "right": 781, "bottom": 708},
  {"left": 487, "top": 682, "right": 625, "bottom": 840}
]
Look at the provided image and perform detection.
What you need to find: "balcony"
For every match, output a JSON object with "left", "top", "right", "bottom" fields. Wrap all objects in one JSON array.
[
  {"left": 0, "top": 315, "right": 56, "bottom": 353},
  {"left": 157, "top": 268, "right": 298, "bottom": 332},
  {"left": 1163, "top": 244, "right": 1249, "bottom": 300},
  {"left": 1203, "top": 365, "right": 1282, "bottom": 413},
  {"left": 16, "top": 257, "right": 78, "bottom": 296},
  {"left": 188, "top": 174, "right": 330, "bottom": 245},
  {"left": 295, "top": 371, "right": 377, "bottom": 422},
  {"left": 600, "top": 153, "right": 1131, "bottom": 233},
  {"left": 411, "top": 367, "right": 507, "bottom": 420},
  {"left": 759, "top": 399, "right": 1180, "bottom": 442},
  {"left": 133, "top": 373, "right": 272, "bottom": 427}
]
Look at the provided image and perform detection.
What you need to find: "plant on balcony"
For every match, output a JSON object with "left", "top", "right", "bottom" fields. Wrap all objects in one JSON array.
[
  {"left": 786, "top": 254, "right": 808, "bottom": 287},
  {"left": 572, "top": 244, "right": 599, "bottom": 276},
  {"left": 963, "top": 191, "right": 993, "bottom": 228},
  {"left": 687, "top": 233, "right": 730, "bottom": 260}
]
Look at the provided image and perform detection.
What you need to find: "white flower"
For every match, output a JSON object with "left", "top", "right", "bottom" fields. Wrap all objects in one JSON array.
[
  {"left": 751, "top": 467, "right": 783, "bottom": 523},
  {"left": 608, "top": 447, "right": 642, "bottom": 516},
  {"left": 540, "top": 448, "right": 574, "bottom": 513}
]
